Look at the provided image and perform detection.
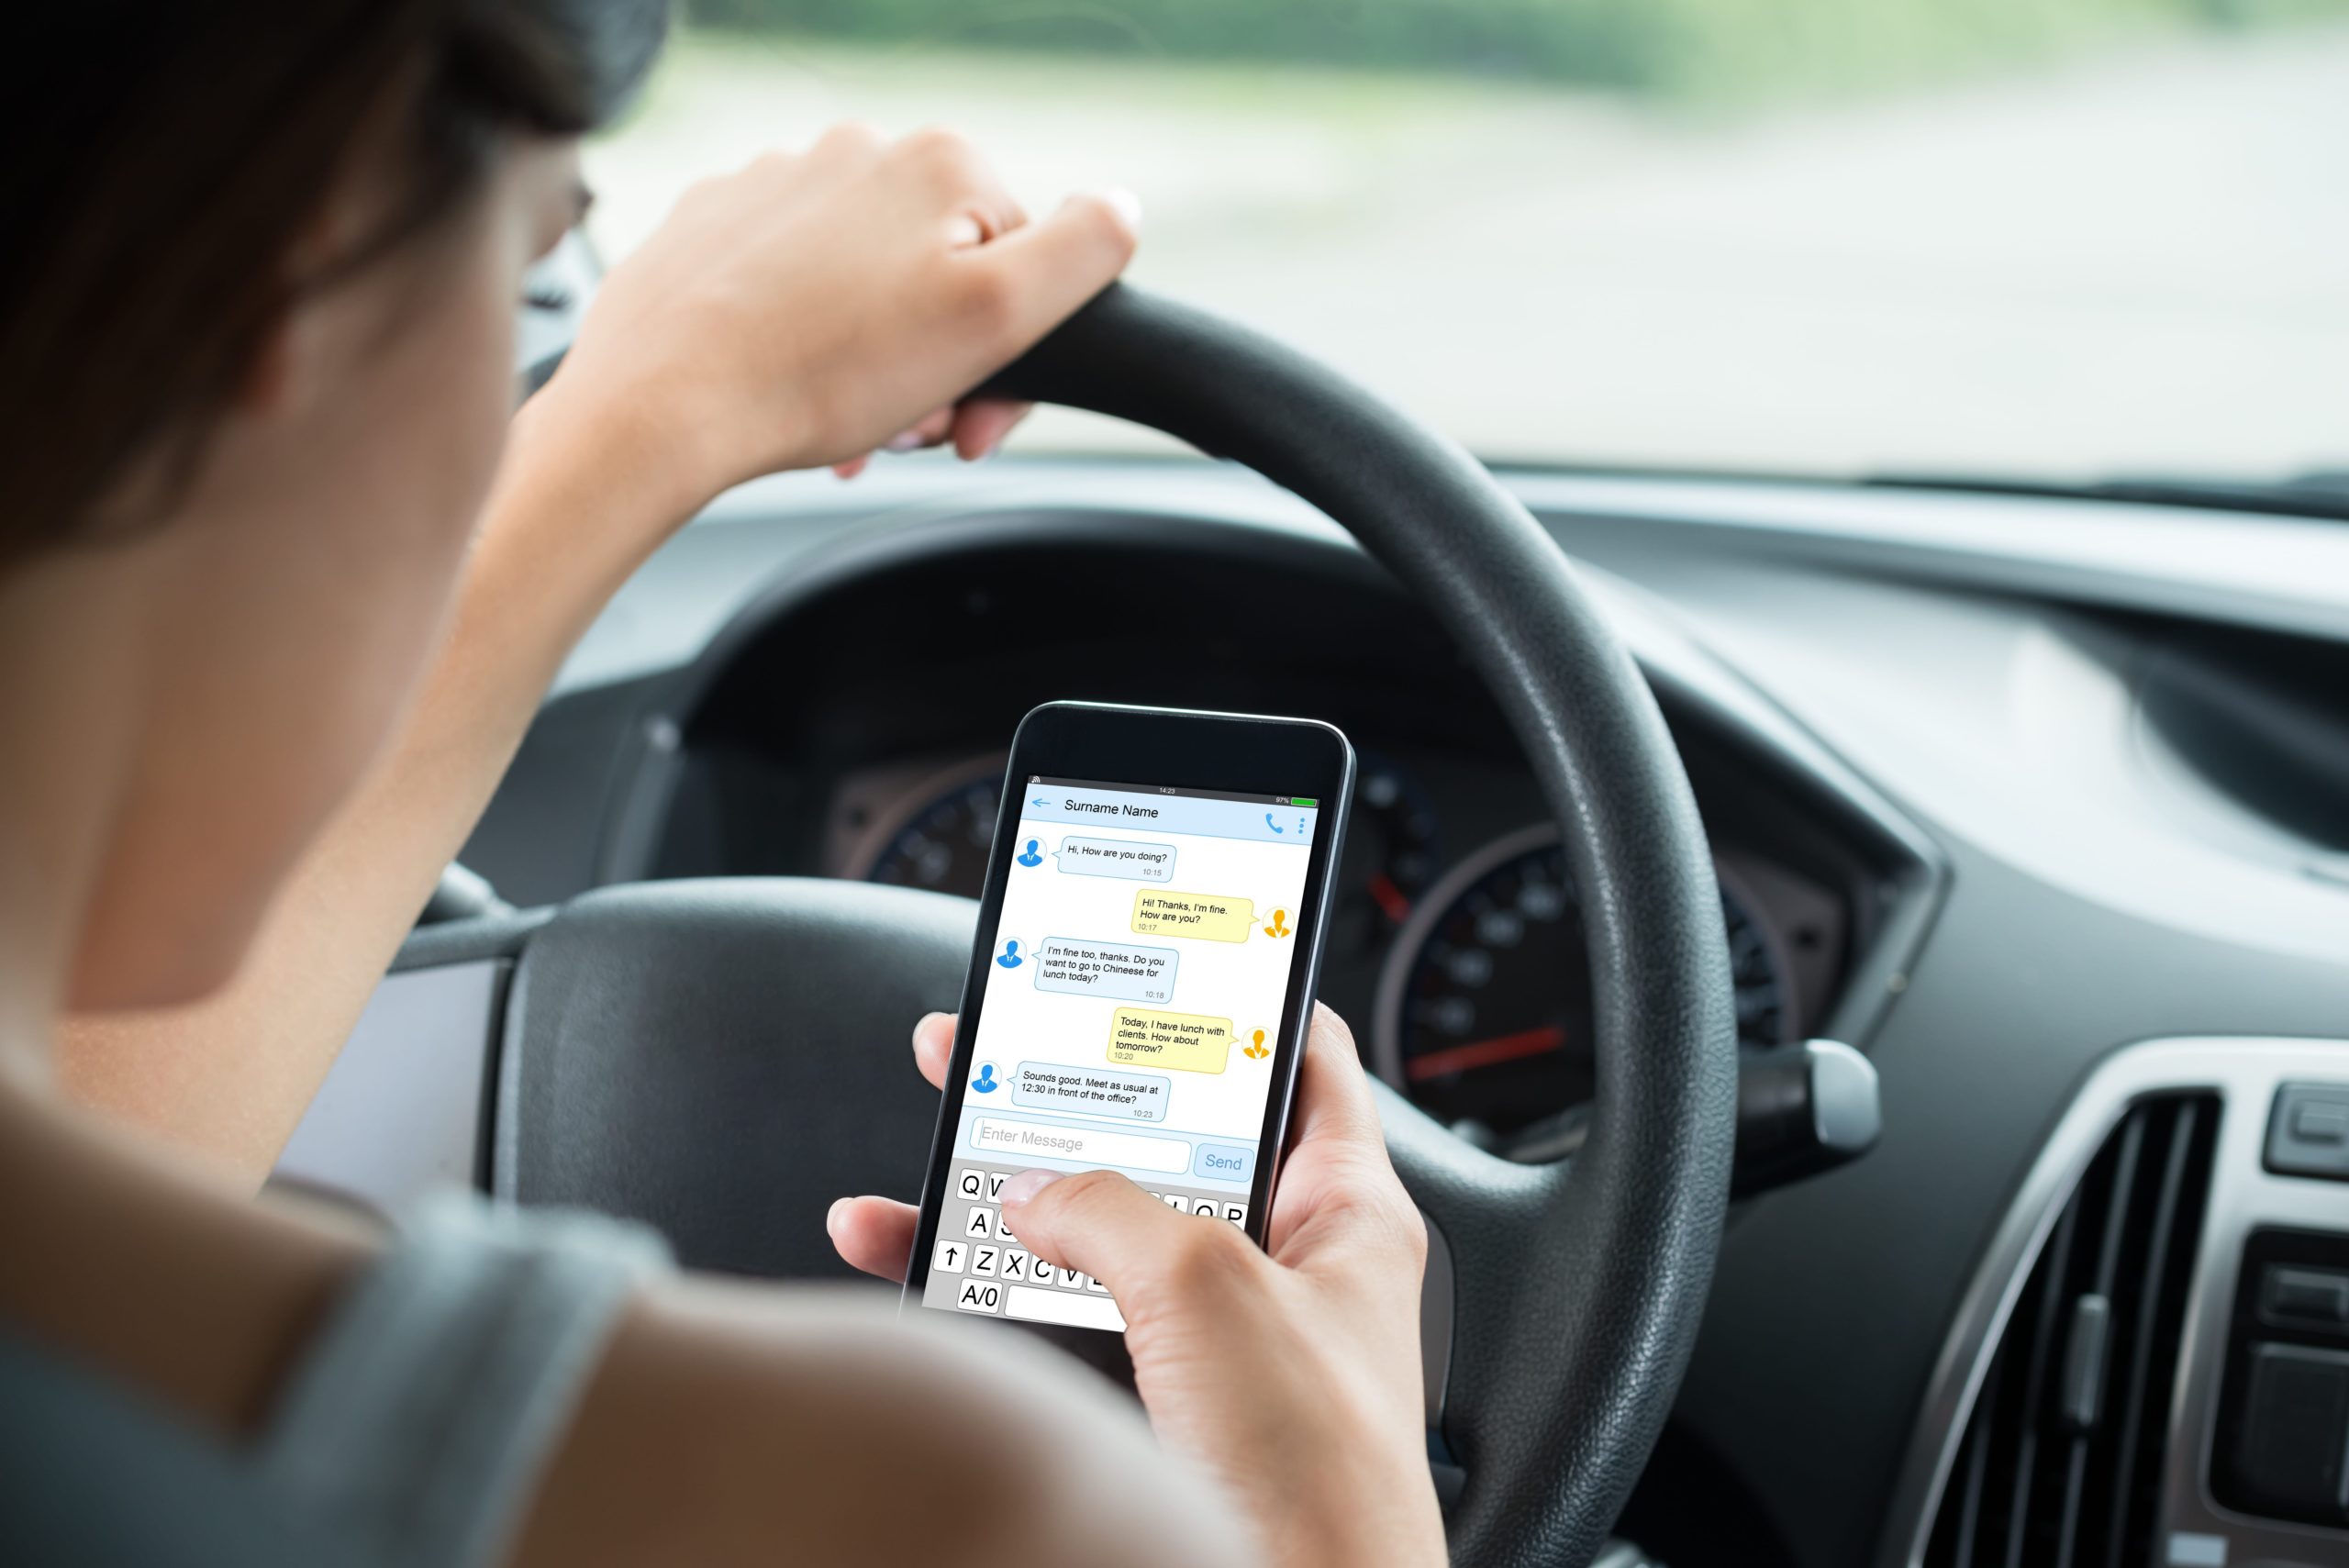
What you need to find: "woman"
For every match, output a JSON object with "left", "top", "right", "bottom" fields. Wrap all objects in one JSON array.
[{"left": 0, "top": 4, "right": 1447, "bottom": 1565}]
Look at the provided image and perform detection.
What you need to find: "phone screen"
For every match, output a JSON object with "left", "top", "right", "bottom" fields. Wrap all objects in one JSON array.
[{"left": 914, "top": 773, "right": 1323, "bottom": 1330}]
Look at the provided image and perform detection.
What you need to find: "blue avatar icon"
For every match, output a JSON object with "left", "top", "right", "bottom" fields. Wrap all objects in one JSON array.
[
  {"left": 1016, "top": 838, "right": 1043, "bottom": 867},
  {"left": 971, "top": 1062, "right": 1000, "bottom": 1095},
  {"left": 996, "top": 939, "right": 1023, "bottom": 969}
]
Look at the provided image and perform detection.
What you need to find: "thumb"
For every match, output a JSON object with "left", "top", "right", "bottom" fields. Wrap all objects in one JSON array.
[
  {"left": 1002, "top": 1168, "right": 1250, "bottom": 1304},
  {"left": 960, "top": 188, "right": 1141, "bottom": 352}
]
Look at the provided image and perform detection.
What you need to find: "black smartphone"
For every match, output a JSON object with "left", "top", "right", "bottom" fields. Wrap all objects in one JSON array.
[{"left": 900, "top": 701, "right": 1354, "bottom": 1380}]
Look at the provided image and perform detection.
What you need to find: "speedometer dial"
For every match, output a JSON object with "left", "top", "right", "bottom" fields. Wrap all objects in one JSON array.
[{"left": 1371, "top": 824, "right": 1794, "bottom": 1132}]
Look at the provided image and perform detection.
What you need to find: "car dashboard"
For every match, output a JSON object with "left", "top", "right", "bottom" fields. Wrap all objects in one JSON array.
[
  {"left": 593, "top": 506, "right": 1938, "bottom": 1153},
  {"left": 303, "top": 456, "right": 2349, "bottom": 1568}
]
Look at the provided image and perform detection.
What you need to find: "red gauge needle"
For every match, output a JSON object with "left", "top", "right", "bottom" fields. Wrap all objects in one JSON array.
[
  {"left": 1368, "top": 872, "right": 1412, "bottom": 923},
  {"left": 1406, "top": 1024, "right": 1568, "bottom": 1082}
]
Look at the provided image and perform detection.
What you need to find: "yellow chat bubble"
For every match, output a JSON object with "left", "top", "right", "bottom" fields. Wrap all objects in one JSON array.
[
  {"left": 1108, "top": 1007, "right": 1233, "bottom": 1075},
  {"left": 1130, "top": 889, "right": 1257, "bottom": 943}
]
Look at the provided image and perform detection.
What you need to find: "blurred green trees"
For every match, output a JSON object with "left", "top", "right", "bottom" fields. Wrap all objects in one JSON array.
[{"left": 684, "top": 0, "right": 2343, "bottom": 96}]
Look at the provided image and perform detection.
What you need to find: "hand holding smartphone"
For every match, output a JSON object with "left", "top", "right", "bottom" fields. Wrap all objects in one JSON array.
[{"left": 902, "top": 702, "right": 1353, "bottom": 1376}]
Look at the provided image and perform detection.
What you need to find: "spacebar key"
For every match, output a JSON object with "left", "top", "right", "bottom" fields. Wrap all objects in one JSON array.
[{"left": 1005, "top": 1285, "right": 1127, "bottom": 1331}]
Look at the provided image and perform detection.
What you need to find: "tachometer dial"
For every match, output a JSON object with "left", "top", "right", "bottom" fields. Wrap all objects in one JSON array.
[
  {"left": 858, "top": 765, "right": 1005, "bottom": 899},
  {"left": 1328, "top": 752, "right": 1443, "bottom": 958},
  {"left": 1371, "top": 824, "right": 1794, "bottom": 1132}
]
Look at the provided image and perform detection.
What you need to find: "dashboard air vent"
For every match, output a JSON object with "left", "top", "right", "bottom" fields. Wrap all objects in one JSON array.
[{"left": 1923, "top": 1093, "right": 2219, "bottom": 1568}]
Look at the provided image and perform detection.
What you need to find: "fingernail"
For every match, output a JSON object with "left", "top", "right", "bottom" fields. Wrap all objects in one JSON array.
[
  {"left": 1097, "top": 186, "right": 1142, "bottom": 234},
  {"left": 915, "top": 1010, "right": 951, "bottom": 1035},
  {"left": 885, "top": 429, "right": 924, "bottom": 452},
  {"left": 1000, "top": 1169, "right": 1063, "bottom": 1207},
  {"left": 825, "top": 1196, "right": 850, "bottom": 1237}
]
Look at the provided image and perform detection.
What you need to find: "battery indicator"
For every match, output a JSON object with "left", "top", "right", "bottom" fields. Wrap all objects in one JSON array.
[{"left": 1289, "top": 797, "right": 1319, "bottom": 807}]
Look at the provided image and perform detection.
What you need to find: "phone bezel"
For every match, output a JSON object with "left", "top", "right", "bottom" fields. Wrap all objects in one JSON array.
[{"left": 898, "top": 701, "right": 1354, "bottom": 1377}]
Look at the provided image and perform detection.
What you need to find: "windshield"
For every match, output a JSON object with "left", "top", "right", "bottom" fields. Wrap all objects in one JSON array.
[{"left": 585, "top": 6, "right": 2349, "bottom": 488}]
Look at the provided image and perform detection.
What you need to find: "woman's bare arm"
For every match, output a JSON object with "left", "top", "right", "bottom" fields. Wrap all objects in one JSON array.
[
  {"left": 517, "top": 1284, "right": 1254, "bottom": 1568},
  {"left": 57, "top": 396, "right": 690, "bottom": 1176},
  {"left": 58, "top": 127, "right": 1138, "bottom": 1182},
  {"left": 1, "top": 1077, "right": 1248, "bottom": 1568}
]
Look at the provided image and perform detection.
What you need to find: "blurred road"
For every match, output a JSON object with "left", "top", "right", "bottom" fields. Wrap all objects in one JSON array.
[{"left": 586, "top": 28, "right": 2349, "bottom": 481}]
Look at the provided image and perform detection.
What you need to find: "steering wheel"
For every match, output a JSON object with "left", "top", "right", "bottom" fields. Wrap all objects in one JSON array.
[{"left": 472, "top": 284, "right": 1738, "bottom": 1567}]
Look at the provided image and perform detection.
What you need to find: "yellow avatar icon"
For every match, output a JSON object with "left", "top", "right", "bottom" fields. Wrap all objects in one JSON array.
[
  {"left": 1242, "top": 1029, "right": 1271, "bottom": 1061},
  {"left": 1263, "top": 907, "right": 1290, "bottom": 939}
]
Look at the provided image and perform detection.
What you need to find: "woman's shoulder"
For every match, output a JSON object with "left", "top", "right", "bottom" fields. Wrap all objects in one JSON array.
[
  {"left": 259, "top": 1196, "right": 673, "bottom": 1560},
  {"left": 0, "top": 1309, "right": 306, "bottom": 1567},
  {"left": 0, "top": 1190, "right": 670, "bottom": 1568},
  {"left": 511, "top": 1266, "right": 1252, "bottom": 1568},
  {"left": 0, "top": 1156, "right": 1245, "bottom": 1568}
]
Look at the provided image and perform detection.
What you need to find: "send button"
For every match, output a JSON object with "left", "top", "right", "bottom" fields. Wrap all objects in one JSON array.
[{"left": 1193, "top": 1143, "right": 1256, "bottom": 1182}]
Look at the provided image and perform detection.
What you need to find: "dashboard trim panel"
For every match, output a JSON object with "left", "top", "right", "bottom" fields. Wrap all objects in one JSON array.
[{"left": 1880, "top": 1035, "right": 2349, "bottom": 1568}]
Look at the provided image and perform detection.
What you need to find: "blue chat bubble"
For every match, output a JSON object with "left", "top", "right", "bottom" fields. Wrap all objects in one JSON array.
[
  {"left": 1052, "top": 836, "right": 1177, "bottom": 882},
  {"left": 1012, "top": 1062, "right": 1172, "bottom": 1122},
  {"left": 1033, "top": 936, "right": 1179, "bottom": 1005}
]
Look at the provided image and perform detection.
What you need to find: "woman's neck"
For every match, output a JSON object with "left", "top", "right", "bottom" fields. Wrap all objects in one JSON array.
[
  {"left": 0, "top": 545, "right": 156, "bottom": 1076},
  {"left": 0, "top": 542, "right": 377, "bottom": 1440}
]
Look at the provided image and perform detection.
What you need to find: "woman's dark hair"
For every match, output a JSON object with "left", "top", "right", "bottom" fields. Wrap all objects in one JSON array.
[{"left": 1, "top": 1, "right": 669, "bottom": 560}]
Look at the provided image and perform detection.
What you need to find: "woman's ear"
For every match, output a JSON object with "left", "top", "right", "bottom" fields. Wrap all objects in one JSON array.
[
  {"left": 234, "top": 315, "right": 299, "bottom": 416},
  {"left": 239, "top": 156, "right": 388, "bottom": 420}
]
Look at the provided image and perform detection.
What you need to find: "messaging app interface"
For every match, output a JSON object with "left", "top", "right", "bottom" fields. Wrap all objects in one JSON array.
[{"left": 921, "top": 775, "right": 1319, "bottom": 1330}]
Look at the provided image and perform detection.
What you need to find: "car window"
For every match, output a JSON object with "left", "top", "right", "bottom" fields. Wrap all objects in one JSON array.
[{"left": 585, "top": 3, "right": 2349, "bottom": 489}]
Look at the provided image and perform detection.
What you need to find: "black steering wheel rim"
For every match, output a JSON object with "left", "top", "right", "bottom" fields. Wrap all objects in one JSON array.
[
  {"left": 493, "top": 283, "right": 1737, "bottom": 1567},
  {"left": 975, "top": 283, "right": 1738, "bottom": 1565}
]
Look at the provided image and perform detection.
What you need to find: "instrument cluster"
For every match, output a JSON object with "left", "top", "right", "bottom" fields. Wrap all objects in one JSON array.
[{"left": 826, "top": 744, "right": 1850, "bottom": 1139}]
